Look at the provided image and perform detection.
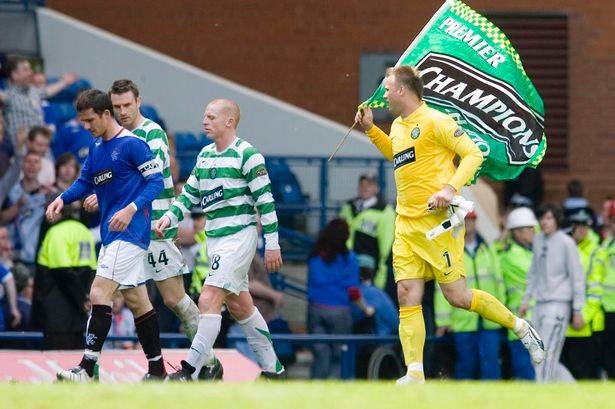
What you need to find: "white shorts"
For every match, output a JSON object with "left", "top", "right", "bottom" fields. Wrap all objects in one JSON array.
[
  {"left": 204, "top": 226, "right": 257, "bottom": 295},
  {"left": 144, "top": 239, "right": 189, "bottom": 282},
  {"left": 96, "top": 240, "right": 146, "bottom": 289}
]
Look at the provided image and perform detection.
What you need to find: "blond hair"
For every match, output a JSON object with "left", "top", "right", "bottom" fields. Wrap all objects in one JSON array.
[{"left": 386, "top": 66, "right": 424, "bottom": 99}]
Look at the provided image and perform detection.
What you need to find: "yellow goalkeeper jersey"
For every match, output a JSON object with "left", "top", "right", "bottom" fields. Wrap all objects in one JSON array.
[{"left": 366, "top": 102, "right": 483, "bottom": 219}]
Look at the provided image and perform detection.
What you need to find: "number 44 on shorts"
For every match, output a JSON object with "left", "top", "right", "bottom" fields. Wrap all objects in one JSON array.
[{"left": 148, "top": 250, "right": 169, "bottom": 269}]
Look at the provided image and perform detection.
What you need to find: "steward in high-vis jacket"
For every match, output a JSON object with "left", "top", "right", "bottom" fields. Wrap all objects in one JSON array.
[
  {"left": 32, "top": 206, "right": 96, "bottom": 350},
  {"left": 561, "top": 210, "right": 605, "bottom": 379},
  {"left": 339, "top": 174, "right": 395, "bottom": 291},
  {"left": 497, "top": 207, "right": 537, "bottom": 380},
  {"left": 435, "top": 211, "right": 505, "bottom": 380},
  {"left": 601, "top": 201, "right": 615, "bottom": 379}
]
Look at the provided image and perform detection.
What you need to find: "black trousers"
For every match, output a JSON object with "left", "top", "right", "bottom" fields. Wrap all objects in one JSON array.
[
  {"left": 604, "top": 312, "right": 615, "bottom": 378},
  {"left": 561, "top": 336, "right": 600, "bottom": 379},
  {"left": 43, "top": 331, "right": 84, "bottom": 350}
]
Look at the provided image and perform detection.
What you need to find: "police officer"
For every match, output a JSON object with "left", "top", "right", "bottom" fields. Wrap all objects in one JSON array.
[
  {"left": 339, "top": 174, "right": 395, "bottom": 290},
  {"left": 601, "top": 202, "right": 615, "bottom": 378},
  {"left": 498, "top": 207, "right": 537, "bottom": 380},
  {"left": 560, "top": 210, "right": 605, "bottom": 379},
  {"left": 434, "top": 211, "right": 505, "bottom": 379}
]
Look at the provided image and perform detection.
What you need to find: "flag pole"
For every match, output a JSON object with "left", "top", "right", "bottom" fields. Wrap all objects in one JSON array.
[{"left": 328, "top": 120, "right": 358, "bottom": 162}]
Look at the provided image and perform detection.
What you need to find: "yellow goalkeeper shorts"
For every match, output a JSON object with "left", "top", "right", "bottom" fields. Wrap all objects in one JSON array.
[{"left": 392, "top": 212, "right": 465, "bottom": 284}]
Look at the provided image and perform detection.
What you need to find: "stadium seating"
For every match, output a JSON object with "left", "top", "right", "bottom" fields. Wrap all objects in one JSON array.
[
  {"left": 44, "top": 101, "right": 76, "bottom": 130},
  {"left": 47, "top": 77, "right": 91, "bottom": 103},
  {"left": 175, "top": 131, "right": 213, "bottom": 179},
  {"left": 266, "top": 159, "right": 309, "bottom": 217},
  {"left": 139, "top": 104, "right": 162, "bottom": 125}
]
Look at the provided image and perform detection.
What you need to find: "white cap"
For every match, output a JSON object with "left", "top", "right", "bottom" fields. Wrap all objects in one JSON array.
[{"left": 506, "top": 207, "right": 538, "bottom": 230}]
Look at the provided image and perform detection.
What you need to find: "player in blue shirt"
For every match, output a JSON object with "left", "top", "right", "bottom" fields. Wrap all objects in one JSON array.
[{"left": 46, "top": 89, "right": 165, "bottom": 382}]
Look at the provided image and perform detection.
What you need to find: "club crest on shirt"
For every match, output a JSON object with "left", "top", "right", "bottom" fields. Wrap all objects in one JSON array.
[
  {"left": 411, "top": 127, "right": 421, "bottom": 139},
  {"left": 111, "top": 148, "right": 120, "bottom": 161},
  {"left": 454, "top": 127, "right": 465, "bottom": 137},
  {"left": 210, "top": 168, "right": 217, "bottom": 178}
]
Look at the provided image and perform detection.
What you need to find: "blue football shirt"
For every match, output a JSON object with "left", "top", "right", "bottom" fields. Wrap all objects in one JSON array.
[{"left": 61, "top": 128, "right": 163, "bottom": 249}]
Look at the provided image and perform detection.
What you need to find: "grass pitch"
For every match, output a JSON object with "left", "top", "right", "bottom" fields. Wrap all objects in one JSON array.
[{"left": 1, "top": 381, "right": 613, "bottom": 409}]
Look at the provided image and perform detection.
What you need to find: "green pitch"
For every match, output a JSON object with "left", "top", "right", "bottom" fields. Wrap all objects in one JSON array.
[{"left": 1, "top": 382, "right": 613, "bottom": 409}]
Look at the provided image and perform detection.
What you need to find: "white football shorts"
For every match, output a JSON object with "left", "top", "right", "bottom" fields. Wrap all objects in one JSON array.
[
  {"left": 96, "top": 240, "right": 146, "bottom": 289},
  {"left": 143, "top": 239, "right": 189, "bottom": 282},
  {"left": 204, "top": 226, "right": 257, "bottom": 295}
]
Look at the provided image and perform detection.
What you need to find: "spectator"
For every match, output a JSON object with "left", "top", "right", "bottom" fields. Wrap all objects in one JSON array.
[
  {"left": 31, "top": 204, "right": 96, "bottom": 350},
  {"left": 2, "top": 56, "right": 76, "bottom": 145},
  {"left": 26, "top": 126, "right": 56, "bottom": 187},
  {"left": 107, "top": 292, "right": 137, "bottom": 350},
  {"left": 53, "top": 152, "right": 80, "bottom": 192},
  {"left": 0, "top": 123, "right": 27, "bottom": 207},
  {"left": 0, "top": 152, "right": 51, "bottom": 268},
  {"left": 339, "top": 174, "right": 395, "bottom": 291},
  {"left": 11, "top": 263, "right": 33, "bottom": 331},
  {"left": 51, "top": 118, "right": 91, "bottom": 165},
  {"left": 498, "top": 207, "right": 537, "bottom": 380},
  {"left": 307, "top": 218, "right": 359, "bottom": 379},
  {"left": 561, "top": 210, "right": 605, "bottom": 379},
  {"left": 600, "top": 201, "right": 615, "bottom": 379},
  {"left": 562, "top": 179, "right": 596, "bottom": 228},
  {"left": 349, "top": 255, "right": 398, "bottom": 336},
  {"left": 0, "top": 240, "right": 21, "bottom": 331},
  {"left": 0, "top": 225, "right": 14, "bottom": 268},
  {"left": 0, "top": 98, "right": 10, "bottom": 175},
  {"left": 520, "top": 203, "right": 585, "bottom": 382},
  {"left": 434, "top": 211, "right": 505, "bottom": 380}
]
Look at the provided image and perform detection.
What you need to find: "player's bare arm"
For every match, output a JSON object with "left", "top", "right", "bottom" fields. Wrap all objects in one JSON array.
[
  {"left": 428, "top": 184, "right": 456, "bottom": 211},
  {"left": 154, "top": 215, "right": 171, "bottom": 238},
  {"left": 264, "top": 249, "right": 283, "bottom": 272},
  {"left": 108, "top": 203, "right": 137, "bottom": 232},
  {"left": 46, "top": 196, "right": 64, "bottom": 222},
  {"left": 83, "top": 194, "right": 99, "bottom": 212},
  {"left": 355, "top": 108, "right": 372, "bottom": 131}
]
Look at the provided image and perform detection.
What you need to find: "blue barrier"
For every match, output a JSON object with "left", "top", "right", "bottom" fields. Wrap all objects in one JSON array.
[{"left": 0, "top": 331, "right": 409, "bottom": 380}]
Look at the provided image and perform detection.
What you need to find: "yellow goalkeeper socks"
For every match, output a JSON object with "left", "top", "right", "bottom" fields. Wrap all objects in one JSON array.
[
  {"left": 469, "top": 289, "right": 516, "bottom": 330},
  {"left": 398, "top": 305, "right": 425, "bottom": 378}
]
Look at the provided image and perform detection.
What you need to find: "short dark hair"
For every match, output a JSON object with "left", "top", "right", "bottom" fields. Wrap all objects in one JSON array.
[
  {"left": 359, "top": 174, "right": 377, "bottom": 185},
  {"left": 109, "top": 79, "right": 140, "bottom": 98},
  {"left": 386, "top": 66, "right": 424, "bottom": 99},
  {"left": 75, "top": 89, "right": 113, "bottom": 115},
  {"left": 5, "top": 55, "right": 28, "bottom": 77},
  {"left": 567, "top": 179, "right": 584, "bottom": 197},
  {"left": 55, "top": 152, "right": 79, "bottom": 175},
  {"left": 537, "top": 203, "right": 563, "bottom": 228},
  {"left": 27, "top": 125, "right": 52, "bottom": 142}
]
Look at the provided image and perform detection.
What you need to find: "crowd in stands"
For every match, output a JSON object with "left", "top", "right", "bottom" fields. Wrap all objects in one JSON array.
[{"left": 1, "top": 54, "right": 615, "bottom": 382}]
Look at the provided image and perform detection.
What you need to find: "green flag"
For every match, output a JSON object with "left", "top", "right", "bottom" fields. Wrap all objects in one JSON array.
[{"left": 364, "top": 0, "right": 546, "bottom": 181}]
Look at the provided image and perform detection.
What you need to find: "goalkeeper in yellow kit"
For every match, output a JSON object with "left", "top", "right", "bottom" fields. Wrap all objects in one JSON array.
[{"left": 355, "top": 66, "right": 545, "bottom": 384}]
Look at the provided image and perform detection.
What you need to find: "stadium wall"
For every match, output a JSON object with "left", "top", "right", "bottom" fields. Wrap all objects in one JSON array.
[
  {"left": 36, "top": 7, "right": 392, "bottom": 229},
  {"left": 36, "top": 8, "right": 378, "bottom": 159},
  {"left": 45, "top": 0, "right": 615, "bottom": 209}
]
